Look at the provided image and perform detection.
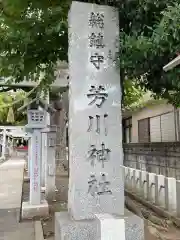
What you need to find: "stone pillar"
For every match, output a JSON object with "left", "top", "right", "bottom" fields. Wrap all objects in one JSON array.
[
  {"left": 40, "top": 90, "right": 50, "bottom": 188},
  {"left": 27, "top": 137, "right": 32, "bottom": 178},
  {"left": 41, "top": 132, "right": 47, "bottom": 188},
  {"left": 165, "top": 177, "right": 177, "bottom": 213},
  {"left": 1, "top": 128, "right": 6, "bottom": 159},
  {"left": 56, "top": 108, "right": 66, "bottom": 166},
  {"left": 58, "top": 98, "right": 67, "bottom": 166},
  {"left": 68, "top": 2, "right": 124, "bottom": 220},
  {"left": 147, "top": 173, "right": 156, "bottom": 203},
  {"left": 155, "top": 175, "right": 165, "bottom": 208},
  {"left": 55, "top": 2, "right": 144, "bottom": 240},
  {"left": 176, "top": 180, "right": 180, "bottom": 217},
  {"left": 52, "top": 95, "right": 67, "bottom": 171},
  {"left": 44, "top": 127, "right": 57, "bottom": 201},
  {"left": 29, "top": 129, "right": 42, "bottom": 205},
  {"left": 22, "top": 111, "right": 49, "bottom": 219}
]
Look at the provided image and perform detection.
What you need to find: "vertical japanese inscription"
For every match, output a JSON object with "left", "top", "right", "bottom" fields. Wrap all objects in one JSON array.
[
  {"left": 89, "top": 12, "right": 104, "bottom": 29},
  {"left": 87, "top": 11, "right": 112, "bottom": 197},
  {"left": 88, "top": 173, "right": 112, "bottom": 197},
  {"left": 89, "top": 12, "right": 105, "bottom": 70},
  {"left": 89, "top": 33, "right": 105, "bottom": 49},
  {"left": 87, "top": 142, "right": 111, "bottom": 168},
  {"left": 87, "top": 85, "right": 108, "bottom": 108},
  {"left": 33, "top": 134, "right": 39, "bottom": 192},
  {"left": 87, "top": 114, "right": 108, "bottom": 136},
  {"left": 90, "top": 53, "right": 104, "bottom": 70}
]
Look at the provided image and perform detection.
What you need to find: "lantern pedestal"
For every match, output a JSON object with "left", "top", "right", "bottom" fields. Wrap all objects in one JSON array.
[
  {"left": 24, "top": 176, "right": 30, "bottom": 182},
  {"left": 22, "top": 110, "right": 49, "bottom": 219},
  {"left": 22, "top": 200, "right": 49, "bottom": 220}
]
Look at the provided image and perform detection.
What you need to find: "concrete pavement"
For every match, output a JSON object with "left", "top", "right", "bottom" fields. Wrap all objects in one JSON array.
[{"left": 0, "top": 159, "right": 35, "bottom": 240}]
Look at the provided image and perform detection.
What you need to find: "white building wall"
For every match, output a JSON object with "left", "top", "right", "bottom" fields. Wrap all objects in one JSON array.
[
  {"left": 150, "top": 116, "right": 161, "bottom": 142},
  {"left": 161, "top": 112, "right": 175, "bottom": 142},
  {"left": 131, "top": 102, "right": 175, "bottom": 143}
]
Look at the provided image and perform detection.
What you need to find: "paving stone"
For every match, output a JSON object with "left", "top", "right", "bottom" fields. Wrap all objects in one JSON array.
[{"left": 0, "top": 159, "right": 35, "bottom": 240}]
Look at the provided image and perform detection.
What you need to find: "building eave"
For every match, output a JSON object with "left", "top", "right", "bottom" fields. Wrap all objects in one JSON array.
[{"left": 122, "top": 98, "right": 167, "bottom": 119}]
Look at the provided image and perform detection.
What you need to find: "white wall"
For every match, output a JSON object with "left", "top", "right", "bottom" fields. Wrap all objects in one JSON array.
[
  {"left": 150, "top": 116, "right": 161, "bottom": 142},
  {"left": 131, "top": 102, "right": 175, "bottom": 143},
  {"left": 161, "top": 112, "right": 176, "bottom": 142}
]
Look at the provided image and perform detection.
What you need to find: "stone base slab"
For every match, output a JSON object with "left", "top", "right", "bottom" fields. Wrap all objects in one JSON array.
[
  {"left": 41, "top": 187, "right": 46, "bottom": 193},
  {"left": 24, "top": 176, "right": 30, "bottom": 182},
  {"left": 21, "top": 200, "right": 49, "bottom": 220},
  {"left": 41, "top": 186, "right": 58, "bottom": 193},
  {"left": 55, "top": 209, "right": 144, "bottom": 240},
  {"left": 34, "top": 221, "right": 45, "bottom": 240}
]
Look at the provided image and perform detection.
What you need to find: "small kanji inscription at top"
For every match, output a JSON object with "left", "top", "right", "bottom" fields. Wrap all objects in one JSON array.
[
  {"left": 89, "top": 33, "right": 105, "bottom": 49},
  {"left": 89, "top": 12, "right": 104, "bottom": 29}
]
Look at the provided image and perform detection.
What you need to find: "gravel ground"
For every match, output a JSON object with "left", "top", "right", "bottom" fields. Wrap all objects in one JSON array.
[{"left": 125, "top": 193, "right": 180, "bottom": 240}]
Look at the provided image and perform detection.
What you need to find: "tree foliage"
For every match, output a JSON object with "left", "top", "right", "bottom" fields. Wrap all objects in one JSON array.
[
  {"left": 0, "top": 0, "right": 180, "bottom": 105},
  {"left": 120, "top": 1, "right": 180, "bottom": 106},
  {"left": 123, "top": 79, "right": 144, "bottom": 108},
  {"left": 0, "top": 91, "right": 26, "bottom": 125},
  {"left": 0, "top": 0, "right": 69, "bottom": 86}
]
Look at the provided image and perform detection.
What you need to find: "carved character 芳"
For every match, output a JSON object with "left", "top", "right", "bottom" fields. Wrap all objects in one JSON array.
[{"left": 87, "top": 85, "right": 108, "bottom": 108}]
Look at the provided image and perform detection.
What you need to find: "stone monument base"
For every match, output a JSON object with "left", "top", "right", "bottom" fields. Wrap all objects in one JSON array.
[
  {"left": 41, "top": 186, "right": 46, "bottom": 193},
  {"left": 55, "top": 209, "right": 144, "bottom": 240},
  {"left": 21, "top": 200, "right": 49, "bottom": 220},
  {"left": 41, "top": 186, "right": 58, "bottom": 193},
  {"left": 24, "top": 176, "right": 30, "bottom": 182}
]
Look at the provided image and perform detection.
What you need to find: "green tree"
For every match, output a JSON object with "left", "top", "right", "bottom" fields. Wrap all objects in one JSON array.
[
  {"left": 0, "top": 93, "right": 12, "bottom": 123},
  {"left": 0, "top": 91, "right": 26, "bottom": 125},
  {"left": 123, "top": 79, "right": 144, "bottom": 108},
  {"left": 120, "top": 1, "right": 180, "bottom": 106},
  {"left": 0, "top": 0, "right": 180, "bottom": 105},
  {"left": 0, "top": 0, "right": 69, "bottom": 86}
]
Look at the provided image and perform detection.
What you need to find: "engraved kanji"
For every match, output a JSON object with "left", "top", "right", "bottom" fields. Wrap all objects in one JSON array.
[
  {"left": 97, "top": 173, "right": 112, "bottom": 195},
  {"left": 89, "top": 33, "right": 105, "bottom": 49},
  {"left": 87, "top": 142, "right": 111, "bottom": 168},
  {"left": 89, "top": 12, "right": 104, "bottom": 29},
  {"left": 88, "top": 173, "right": 112, "bottom": 197},
  {"left": 90, "top": 53, "right": 104, "bottom": 70},
  {"left": 87, "top": 114, "right": 108, "bottom": 136},
  {"left": 87, "top": 85, "right": 108, "bottom": 108}
]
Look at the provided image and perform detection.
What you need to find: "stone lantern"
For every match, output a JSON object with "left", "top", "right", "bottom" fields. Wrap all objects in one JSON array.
[{"left": 19, "top": 97, "right": 56, "bottom": 219}]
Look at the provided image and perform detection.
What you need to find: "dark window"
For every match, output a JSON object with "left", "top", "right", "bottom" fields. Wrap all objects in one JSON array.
[{"left": 138, "top": 118, "right": 150, "bottom": 142}]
